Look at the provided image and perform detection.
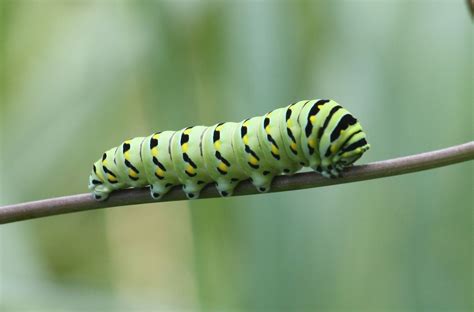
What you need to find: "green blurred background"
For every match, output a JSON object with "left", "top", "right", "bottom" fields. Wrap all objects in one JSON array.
[{"left": 1, "top": 1, "right": 472, "bottom": 311}]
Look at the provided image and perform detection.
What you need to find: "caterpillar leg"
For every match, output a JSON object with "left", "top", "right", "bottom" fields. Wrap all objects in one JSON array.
[
  {"left": 249, "top": 174, "right": 273, "bottom": 193},
  {"left": 182, "top": 182, "right": 208, "bottom": 199},
  {"left": 311, "top": 160, "right": 341, "bottom": 179},
  {"left": 318, "top": 164, "right": 341, "bottom": 178},
  {"left": 149, "top": 183, "right": 175, "bottom": 200},
  {"left": 215, "top": 179, "right": 241, "bottom": 197},
  {"left": 324, "top": 166, "right": 342, "bottom": 178}
]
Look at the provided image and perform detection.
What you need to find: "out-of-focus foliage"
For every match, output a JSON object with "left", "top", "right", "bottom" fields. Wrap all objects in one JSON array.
[{"left": 0, "top": 1, "right": 472, "bottom": 311}]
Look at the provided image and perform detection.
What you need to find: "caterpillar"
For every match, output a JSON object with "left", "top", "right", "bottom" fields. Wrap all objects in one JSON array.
[{"left": 89, "top": 99, "right": 370, "bottom": 201}]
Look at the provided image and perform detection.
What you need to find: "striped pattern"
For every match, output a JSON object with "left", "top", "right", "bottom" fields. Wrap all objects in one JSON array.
[{"left": 89, "top": 99, "right": 370, "bottom": 200}]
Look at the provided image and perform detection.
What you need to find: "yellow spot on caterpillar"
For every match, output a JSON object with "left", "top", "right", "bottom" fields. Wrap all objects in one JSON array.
[
  {"left": 265, "top": 126, "right": 271, "bottom": 134},
  {"left": 108, "top": 174, "right": 117, "bottom": 182},
  {"left": 287, "top": 120, "right": 293, "bottom": 127},
  {"left": 243, "top": 135, "right": 249, "bottom": 145},
  {"left": 129, "top": 170, "right": 138, "bottom": 177},
  {"left": 153, "top": 133, "right": 160, "bottom": 139},
  {"left": 96, "top": 169, "right": 105, "bottom": 180},
  {"left": 182, "top": 143, "right": 189, "bottom": 153},
  {"left": 310, "top": 115, "right": 316, "bottom": 123},
  {"left": 308, "top": 139, "right": 316, "bottom": 148},
  {"left": 184, "top": 129, "right": 192, "bottom": 135},
  {"left": 186, "top": 165, "right": 196, "bottom": 174},
  {"left": 124, "top": 151, "right": 130, "bottom": 160},
  {"left": 155, "top": 168, "right": 164, "bottom": 177},
  {"left": 249, "top": 156, "right": 258, "bottom": 165},
  {"left": 216, "top": 125, "right": 223, "bottom": 131},
  {"left": 271, "top": 145, "right": 279, "bottom": 155},
  {"left": 318, "top": 105, "right": 324, "bottom": 109},
  {"left": 218, "top": 163, "right": 228, "bottom": 172},
  {"left": 290, "top": 142, "right": 297, "bottom": 150},
  {"left": 152, "top": 148, "right": 158, "bottom": 157},
  {"left": 214, "top": 141, "right": 221, "bottom": 150},
  {"left": 243, "top": 121, "right": 249, "bottom": 127}
]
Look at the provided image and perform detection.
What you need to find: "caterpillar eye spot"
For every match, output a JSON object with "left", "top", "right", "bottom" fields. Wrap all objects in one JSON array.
[{"left": 89, "top": 99, "right": 369, "bottom": 200}]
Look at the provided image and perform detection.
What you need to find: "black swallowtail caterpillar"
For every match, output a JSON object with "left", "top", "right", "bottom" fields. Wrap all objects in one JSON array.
[{"left": 89, "top": 99, "right": 370, "bottom": 200}]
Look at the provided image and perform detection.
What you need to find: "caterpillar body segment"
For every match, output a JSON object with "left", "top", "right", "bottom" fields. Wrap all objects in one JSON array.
[
  {"left": 115, "top": 137, "right": 148, "bottom": 188},
  {"left": 279, "top": 100, "right": 310, "bottom": 167},
  {"left": 299, "top": 99, "right": 334, "bottom": 171},
  {"left": 203, "top": 122, "right": 248, "bottom": 197},
  {"left": 89, "top": 99, "right": 370, "bottom": 201},
  {"left": 172, "top": 126, "right": 214, "bottom": 199},
  {"left": 259, "top": 107, "right": 303, "bottom": 175},
  {"left": 141, "top": 131, "right": 180, "bottom": 199},
  {"left": 233, "top": 116, "right": 280, "bottom": 193}
]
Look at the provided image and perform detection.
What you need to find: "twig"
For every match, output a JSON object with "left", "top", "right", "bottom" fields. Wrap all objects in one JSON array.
[{"left": 1, "top": 141, "right": 473, "bottom": 225}]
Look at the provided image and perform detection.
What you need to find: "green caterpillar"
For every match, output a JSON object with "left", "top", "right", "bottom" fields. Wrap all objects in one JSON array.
[{"left": 89, "top": 99, "right": 370, "bottom": 200}]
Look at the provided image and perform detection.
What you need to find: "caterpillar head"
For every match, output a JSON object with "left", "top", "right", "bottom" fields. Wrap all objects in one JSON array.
[
  {"left": 318, "top": 112, "right": 370, "bottom": 178},
  {"left": 337, "top": 133, "right": 370, "bottom": 167}
]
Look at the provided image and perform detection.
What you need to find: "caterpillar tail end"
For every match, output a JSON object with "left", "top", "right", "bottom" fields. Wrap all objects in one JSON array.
[{"left": 89, "top": 176, "right": 111, "bottom": 201}]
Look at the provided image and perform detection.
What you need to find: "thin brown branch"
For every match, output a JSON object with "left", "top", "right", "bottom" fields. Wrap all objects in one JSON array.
[{"left": 1, "top": 141, "right": 473, "bottom": 225}]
